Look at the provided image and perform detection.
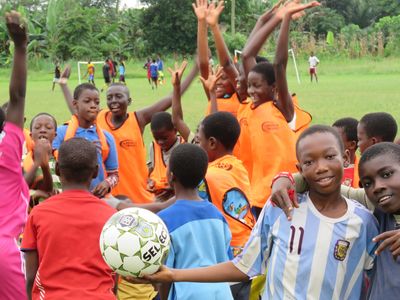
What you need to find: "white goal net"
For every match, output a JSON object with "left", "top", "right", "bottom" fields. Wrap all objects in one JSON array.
[{"left": 77, "top": 61, "right": 104, "bottom": 84}]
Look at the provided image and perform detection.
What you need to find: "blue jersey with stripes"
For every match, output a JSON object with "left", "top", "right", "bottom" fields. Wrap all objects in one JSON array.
[
  {"left": 158, "top": 200, "right": 233, "bottom": 300},
  {"left": 233, "top": 192, "right": 379, "bottom": 300}
]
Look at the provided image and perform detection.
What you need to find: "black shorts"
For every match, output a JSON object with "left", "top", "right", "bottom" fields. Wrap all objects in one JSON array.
[
  {"left": 104, "top": 76, "right": 111, "bottom": 84},
  {"left": 151, "top": 76, "right": 158, "bottom": 82}
]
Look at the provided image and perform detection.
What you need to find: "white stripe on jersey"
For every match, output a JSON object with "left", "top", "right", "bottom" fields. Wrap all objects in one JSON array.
[
  {"left": 268, "top": 216, "right": 281, "bottom": 296},
  {"left": 332, "top": 213, "right": 362, "bottom": 299},
  {"left": 306, "top": 218, "right": 335, "bottom": 297},
  {"left": 281, "top": 203, "right": 308, "bottom": 299}
]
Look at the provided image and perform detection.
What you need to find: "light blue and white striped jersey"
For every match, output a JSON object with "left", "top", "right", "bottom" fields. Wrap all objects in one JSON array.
[{"left": 233, "top": 193, "right": 379, "bottom": 300}]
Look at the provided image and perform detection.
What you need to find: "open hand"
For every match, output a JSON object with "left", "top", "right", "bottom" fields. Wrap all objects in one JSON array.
[
  {"left": 206, "top": 1, "right": 224, "bottom": 27},
  {"left": 59, "top": 65, "right": 71, "bottom": 85},
  {"left": 5, "top": 11, "right": 28, "bottom": 47},
  {"left": 192, "top": 0, "right": 209, "bottom": 21},
  {"left": 168, "top": 60, "right": 188, "bottom": 86},
  {"left": 124, "top": 265, "right": 175, "bottom": 284},
  {"left": 278, "top": 1, "right": 320, "bottom": 20},
  {"left": 199, "top": 65, "right": 223, "bottom": 94}
]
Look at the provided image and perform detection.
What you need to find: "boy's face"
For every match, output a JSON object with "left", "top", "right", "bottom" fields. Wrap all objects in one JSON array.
[
  {"left": 106, "top": 85, "right": 131, "bottom": 117},
  {"left": 357, "top": 122, "right": 375, "bottom": 154},
  {"left": 247, "top": 71, "right": 274, "bottom": 106},
  {"left": 30, "top": 115, "right": 57, "bottom": 143},
  {"left": 359, "top": 155, "right": 400, "bottom": 214},
  {"left": 215, "top": 70, "right": 235, "bottom": 98},
  {"left": 152, "top": 127, "right": 177, "bottom": 151},
  {"left": 73, "top": 89, "right": 100, "bottom": 124},
  {"left": 297, "top": 132, "right": 346, "bottom": 196}
]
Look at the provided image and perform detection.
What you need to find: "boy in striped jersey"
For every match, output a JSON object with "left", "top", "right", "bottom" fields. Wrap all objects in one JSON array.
[{"left": 127, "top": 125, "right": 379, "bottom": 299}]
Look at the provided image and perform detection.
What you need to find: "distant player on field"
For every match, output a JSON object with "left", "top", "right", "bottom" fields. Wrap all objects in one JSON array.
[{"left": 308, "top": 51, "right": 319, "bottom": 83}]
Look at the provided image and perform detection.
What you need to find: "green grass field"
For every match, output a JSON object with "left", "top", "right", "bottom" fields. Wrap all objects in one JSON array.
[{"left": 0, "top": 56, "right": 399, "bottom": 147}]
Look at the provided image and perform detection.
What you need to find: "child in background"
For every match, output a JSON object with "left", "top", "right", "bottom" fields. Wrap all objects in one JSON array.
[
  {"left": 357, "top": 112, "right": 397, "bottom": 154},
  {"left": 150, "top": 59, "right": 159, "bottom": 90},
  {"left": 332, "top": 117, "right": 360, "bottom": 187},
  {"left": 194, "top": 0, "right": 240, "bottom": 117},
  {"left": 85, "top": 60, "right": 95, "bottom": 85},
  {"left": 237, "top": 1, "right": 318, "bottom": 215},
  {"left": 23, "top": 113, "right": 60, "bottom": 209},
  {"left": 53, "top": 83, "right": 119, "bottom": 198},
  {"left": 156, "top": 143, "right": 234, "bottom": 300},
  {"left": 52, "top": 62, "right": 61, "bottom": 91},
  {"left": 131, "top": 124, "right": 379, "bottom": 299},
  {"left": 157, "top": 55, "right": 165, "bottom": 85},
  {"left": 308, "top": 51, "right": 320, "bottom": 83},
  {"left": 21, "top": 138, "right": 117, "bottom": 299},
  {"left": 0, "top": 11, "right": 29, "bottom": 300},
  {"left": 147, "top": 112, "right": 183, "bottom": 201},
  {"left": 119, "top": 60, "right": 126, "bottom": 84},
  {"left": 102, "top": 59, "right": 111, "bottom": 92}
]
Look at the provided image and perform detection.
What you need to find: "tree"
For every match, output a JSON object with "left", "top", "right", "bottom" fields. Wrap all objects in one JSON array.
[{"left": 141, "top": 0, "right": 197, "bottom": 54}]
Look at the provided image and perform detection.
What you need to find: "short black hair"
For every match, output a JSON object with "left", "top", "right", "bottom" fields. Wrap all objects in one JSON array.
[
  {"left": 150, "top": 112, "right": 174, "bottom": 131},
  {"left": 30, "top": 113, "right": 58, "bottom": 131},
  {"left": 359, "top": 142, "right": 400, "bottom": 169},
  {"left": 296, "top": 125, "right": 345, "bottom": 158},
  {"left": 73, "top": 83, "right": 98, "bottom": 100},
  {"left": 250, "top": 62, "right": 275, "bottom": 85},
  {"left": 332, "top": 117, "right": 358, "bottom": 143},
  {"left": 58, "top": 138, "right": 97, "bottom": 183},
  {"left": 108, "top": 83, "right": 130, "bottom": 97},
  {"left": 169, "top": 144, "right": 208, "bottom": 189},
  {"left": 201, "top": 112, "right": 240, "bottom": 151},
  {"left": 255, "top": 56, "right": 270, "bottom": 63},
  {"left": 360, "top": 112, "right": 397, "bottom": 142}
]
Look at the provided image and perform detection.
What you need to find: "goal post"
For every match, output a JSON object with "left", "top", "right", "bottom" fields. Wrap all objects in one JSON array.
[
  {"left": 234, "top": 48, "right": 301, "bottom": 84},
  {"left": 77, "top": 61, "right": 104, "bottom": 84}
]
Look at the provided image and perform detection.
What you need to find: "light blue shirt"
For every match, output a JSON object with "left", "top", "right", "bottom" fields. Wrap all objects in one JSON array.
[
  {"left": 158, "top": 200, "right": 233, "bottom": 300},
  {"left": 53, "top": 124, "right": 118, "bottom": 190},
  {"left": 233, "top": 193, "right": 379, "bottom": 300}
]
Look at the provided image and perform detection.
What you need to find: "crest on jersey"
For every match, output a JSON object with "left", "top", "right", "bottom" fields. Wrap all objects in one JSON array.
[{"left": 334, "top": 239, "right": 350, "bottom": 261}]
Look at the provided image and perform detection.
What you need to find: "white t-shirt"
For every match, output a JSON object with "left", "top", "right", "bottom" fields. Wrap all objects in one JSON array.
[{"left": 308, "top": 56, "right": 320, "bottom": 68}]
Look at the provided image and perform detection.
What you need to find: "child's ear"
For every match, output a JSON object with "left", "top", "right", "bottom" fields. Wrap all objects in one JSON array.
[
  {"left": 209, "top": 137, "right": 217, "bottom": 150},
  {"left": 343, "top": 150, "right": 350, "bottom": 168},
  {"left": 296, "top": 162, "right": 302, "bottom": 174},
  {"left": 92, "top": 165, "right": 99, "bottom": 179},
  {"left": 372, "top": 136, "right": 381, "bottom": 145},
  {"left": 127, "top": 98, "right": 132, "bottom": 106}
]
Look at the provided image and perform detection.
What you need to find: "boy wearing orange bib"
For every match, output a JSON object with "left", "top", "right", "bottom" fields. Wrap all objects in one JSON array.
[{"left": 197, "top": 111, "right": 256, "bottom": 300}]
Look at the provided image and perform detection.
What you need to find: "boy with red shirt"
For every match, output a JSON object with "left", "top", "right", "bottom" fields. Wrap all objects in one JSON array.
[{"left": 21, "top": 138, "right": 117, "bottom": 300}]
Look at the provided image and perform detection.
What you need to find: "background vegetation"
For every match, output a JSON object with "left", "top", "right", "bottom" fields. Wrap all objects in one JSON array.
[{"left": 0, "top": 0, "right": 400, "bottom": 67}]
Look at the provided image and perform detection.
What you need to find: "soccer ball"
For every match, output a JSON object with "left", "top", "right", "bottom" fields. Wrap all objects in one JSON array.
[{"left": 99, "top": 207, "right": 170, "bottom": 277}]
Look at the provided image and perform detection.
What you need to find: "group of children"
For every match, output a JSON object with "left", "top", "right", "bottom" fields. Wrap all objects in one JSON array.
[{"left": 1, "top": 1, "right": 400, "bottom": 300}]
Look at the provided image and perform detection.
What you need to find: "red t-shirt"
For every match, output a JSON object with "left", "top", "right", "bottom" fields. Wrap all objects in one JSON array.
[{"left": 21, "top": 190, "right": 116, "bottom": 300}]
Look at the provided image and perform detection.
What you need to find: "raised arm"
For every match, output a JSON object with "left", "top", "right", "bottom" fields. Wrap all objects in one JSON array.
[
  {"left": 6, "top": 11, "right": 28, "bottom": 128},
  {"left": 199, "top": 66, "right": 224, "bottom": 114},
  {"left": 136, "top": 63, "right": 198, "bottom": 133},
  {"left": 241, "top": 13, "right": 282, "bottom": 83},
  {"left": 58, "top": 65, "right": 75, "bottom": 114},
  {"left": 169, "top": 61, "right": 192, "bottom": 142},
  {"left": 274, "top": 1, "right": 320, "bottom": 122},
  {"left": 206, "top": 1, "right": 238, "bottom": 92},
  {"left": 193, "top": 0, "right": 210, "bottom": 97}
]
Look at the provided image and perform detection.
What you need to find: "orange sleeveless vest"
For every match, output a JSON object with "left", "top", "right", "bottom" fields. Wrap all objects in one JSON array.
[
  {"left": 235, "top": 99, "right": 253, "bottom": 177},
  {"left": 149, "top": 136, "right": 184, "bottom": 193},
  {"left": 239, "top": 101, "right": 298, "bottom": 208},
  {"left": 97, "top": 110, "right": 153, "bottom": 203},
  {"left": 205, "top": 93, "right": 241, "bottom": 118},
  {"left": 204, "top": 155, "right": 255, "bottom": 256},
  {"left": 291, "top": 94, "right": 312, "bottom": 137},
  {"left": 54, "top": 115, "right": 109, "bottom": 161}
]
